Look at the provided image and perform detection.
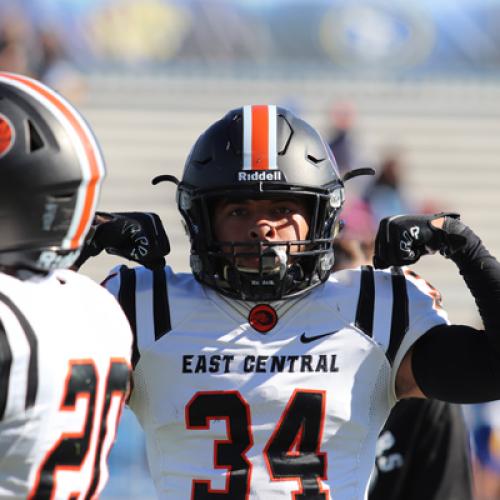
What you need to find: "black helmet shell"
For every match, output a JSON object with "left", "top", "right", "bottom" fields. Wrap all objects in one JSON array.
[{"left": 0, "top": 73, "right": 106, "bottom": 272}]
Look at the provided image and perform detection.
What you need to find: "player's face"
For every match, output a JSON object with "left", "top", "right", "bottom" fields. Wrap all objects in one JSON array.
[{"left": 213, "top": 197, "right": 310, "bottom": 269}]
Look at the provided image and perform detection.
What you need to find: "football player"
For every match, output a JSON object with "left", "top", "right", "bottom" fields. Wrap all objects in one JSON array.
[
  {"left": 0, "top": 73, "right": 133, "bottom": 498},
  {"left": 79, "top": 105, "right": 500, "bottom": 499}
]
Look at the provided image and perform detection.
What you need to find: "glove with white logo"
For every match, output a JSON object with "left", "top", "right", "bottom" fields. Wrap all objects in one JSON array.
[
  {"left": 373, "top": 212, "right": 464, "bottom": 269},
  {"left": 73, "top": 212, "right": 170, "bottom": 270}
]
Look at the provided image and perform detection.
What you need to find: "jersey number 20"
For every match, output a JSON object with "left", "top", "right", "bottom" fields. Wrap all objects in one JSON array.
[{"left": 28, "top": 358, "right": 129, "bottom": 499}]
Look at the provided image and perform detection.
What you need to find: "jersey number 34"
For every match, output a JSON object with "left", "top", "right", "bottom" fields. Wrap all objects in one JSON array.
[{"left": 186, "top": 389, "right": 328, "bottom": 500}]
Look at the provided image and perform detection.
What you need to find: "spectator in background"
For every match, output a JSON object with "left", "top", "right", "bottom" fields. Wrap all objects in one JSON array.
[
  {"left": 363, "top": 149, "right": 414, "bottom": 224},
  {"left": 333, "top": 196, "right": 377, "bottom": 271},
  {"left": 0, "top": 11, "right": 32, "bottom": 75},
  {"left": 0, "top": 7, "right": 86, "bottom": 105},
  {"left": 327, "top": 101, "right": 357, "bottom": 177},
  {"left": 34, "top": 29, "right": 87, "bottom": 104},
  {"left": 327, "top": 100, "right": 376, "bottom": 265}
]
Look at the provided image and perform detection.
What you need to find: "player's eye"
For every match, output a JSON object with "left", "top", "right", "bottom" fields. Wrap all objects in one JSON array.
[
  {"left": 272, "top": 206, "right": 292, "bottom": 215},
  {"left": 227, "top": 207, "right": 247, "bottom": 217}
]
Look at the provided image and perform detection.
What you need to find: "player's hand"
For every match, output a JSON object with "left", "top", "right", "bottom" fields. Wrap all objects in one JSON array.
[
  {"left": 74, "top": 212, "right": 170, "bottom": 270},
  {"left": 373, "top": 213, "right": 460, "bottom": 269}
]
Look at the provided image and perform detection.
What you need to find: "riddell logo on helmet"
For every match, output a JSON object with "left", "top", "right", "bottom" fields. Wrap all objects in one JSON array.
[
  {"left": 37, "top": 250, "right": 80, "bottom": 270},
  {"left": 238, "top": 170, "right": 282, "bottom": 182}
]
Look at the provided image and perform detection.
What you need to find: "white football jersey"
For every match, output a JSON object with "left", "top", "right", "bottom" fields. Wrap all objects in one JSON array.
[
  {"left": 105, "top": 264, "right": 447, "bottom": 500},
  {"left": 0, "top": 269, "right": 132, "bottom": 499}
]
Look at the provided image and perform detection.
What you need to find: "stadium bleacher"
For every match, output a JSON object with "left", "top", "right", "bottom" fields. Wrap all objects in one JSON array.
[{"left": 80, "top": 73, "right": 500, "bottom": 325}]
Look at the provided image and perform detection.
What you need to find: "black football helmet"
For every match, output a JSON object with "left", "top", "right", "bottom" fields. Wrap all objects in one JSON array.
[
  {"left": 0, "top": 72, "right": 106, "bottom": 273},
  {"left": 155, "top": 105, "right": 371, "bottom": 301}
]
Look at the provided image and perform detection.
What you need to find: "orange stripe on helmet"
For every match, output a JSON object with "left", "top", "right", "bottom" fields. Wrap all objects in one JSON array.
[
  {"left": 251, "top": 105, "right": 269, "bottom": 170},
  {"left": 3, "top": 73, "right": 102, "bottom": 249}
]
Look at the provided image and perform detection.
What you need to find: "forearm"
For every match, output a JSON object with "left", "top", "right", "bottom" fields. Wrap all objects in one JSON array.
[{"left": 376, "top": 213, "right": 500, "bottom": 402}]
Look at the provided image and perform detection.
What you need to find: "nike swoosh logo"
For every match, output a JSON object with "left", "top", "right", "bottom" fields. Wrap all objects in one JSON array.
[{"left": 300, "top": 331, "right": 339, "bottom": 343}]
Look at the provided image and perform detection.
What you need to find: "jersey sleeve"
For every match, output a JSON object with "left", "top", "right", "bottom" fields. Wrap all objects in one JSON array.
[
  {"left": 100, "top": 264, "right": 171, "bottom": 373},
  {"left": 101, "top": 264, "right": 173, "bottom": 424},
  {"left": 0, "top": 295, "right": 37, "bottom": 422},
  {"left": 389, "top": 268, "right": 448, "bottom": 396},
  {"left": 101, "top": 265, "right": 140, "bottom": 368}
]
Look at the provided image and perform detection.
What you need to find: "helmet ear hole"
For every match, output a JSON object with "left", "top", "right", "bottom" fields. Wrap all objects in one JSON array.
[
  {"left": 48, "top": 191, "right": 76, "bottom": 202},
  {"left": 27, "top": 120, "right": 44, "bottom": 152}
]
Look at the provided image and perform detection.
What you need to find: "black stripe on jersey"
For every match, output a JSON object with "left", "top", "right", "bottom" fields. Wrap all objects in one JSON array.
[
  {"left": 355, "top": 265, "right": 375, "bottom": 337},
  {"left": 0, "top": 292, "right": 38, "bottom": 412},
  {"left": 117, "top": 266, "right": 139, "bottom": 368},
  {"left": 152, "top": 268, "right": 171, "bottom": 341},
  {"left": 0, "top": 318, "right": 12, "bottom": 419},
  {"left": 386, "top": 267, "right": 409, "bottom": 366}
]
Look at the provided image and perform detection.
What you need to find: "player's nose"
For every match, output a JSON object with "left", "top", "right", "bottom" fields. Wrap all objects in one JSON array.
[{"left": 249, "top": 220, "right": 277, "bottom": 240}]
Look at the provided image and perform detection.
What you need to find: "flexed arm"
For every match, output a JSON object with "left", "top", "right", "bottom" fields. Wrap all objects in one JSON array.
[{"left": 374, "top": 213, "right": 500, "bottom": 402}]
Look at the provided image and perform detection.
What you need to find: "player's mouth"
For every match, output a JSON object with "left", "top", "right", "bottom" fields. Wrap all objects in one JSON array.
[{"left": 234, "top": 245, "right": 288, "bottom": 274}]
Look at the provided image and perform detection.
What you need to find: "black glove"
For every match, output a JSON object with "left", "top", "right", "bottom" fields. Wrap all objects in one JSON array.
[
  {"left": 373, "top": 212, "right": 464, "bottom": 269},
  {"left": 73, "top": 212, "right": 170, "bottom": 270}
]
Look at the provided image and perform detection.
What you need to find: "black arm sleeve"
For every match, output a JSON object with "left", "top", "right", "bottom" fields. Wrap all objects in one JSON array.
[{"left": 412, "top": 218, "right": 500, "bottom": 403}]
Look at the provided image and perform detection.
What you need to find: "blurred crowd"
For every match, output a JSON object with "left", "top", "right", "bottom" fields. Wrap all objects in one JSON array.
[
  {"left": 0, "top": 6, "right": 86, "bottom": 103},
  {"left": 326, "top": 100, "right": 428, "bottom": 273}
]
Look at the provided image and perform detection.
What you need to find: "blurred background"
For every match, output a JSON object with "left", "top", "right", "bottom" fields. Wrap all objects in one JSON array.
[{"left": 2, "top": 0, "right": 500, "bottom": 498}]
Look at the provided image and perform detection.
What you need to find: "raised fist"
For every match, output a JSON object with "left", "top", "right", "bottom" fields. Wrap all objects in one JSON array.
[
  {"left": 373, "top": 213, "right": 460, "bottom": 269},
  {"left": 74, "top": 212, "right": 170, "bottom": 270}
]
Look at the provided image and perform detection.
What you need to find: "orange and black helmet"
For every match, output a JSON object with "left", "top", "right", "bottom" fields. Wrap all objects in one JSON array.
[
  {"left": 175, "top": 105, "right": 345, "bottom": 301},
  {"left": 0, "top": 73, "right": 106, "bottom": 273}
]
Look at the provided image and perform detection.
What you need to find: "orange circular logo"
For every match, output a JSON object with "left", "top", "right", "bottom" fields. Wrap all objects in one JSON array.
[
  {"left": 248, "top": 304, "right": 278, "bottom": 333},
  {"left": 0, "top": 114, "right": 14, "bottom": 158}
]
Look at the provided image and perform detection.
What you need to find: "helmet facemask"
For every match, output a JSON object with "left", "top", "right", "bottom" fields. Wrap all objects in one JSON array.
[{"left": 179, "top": 184, "right": 344, "bottom": 301}]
